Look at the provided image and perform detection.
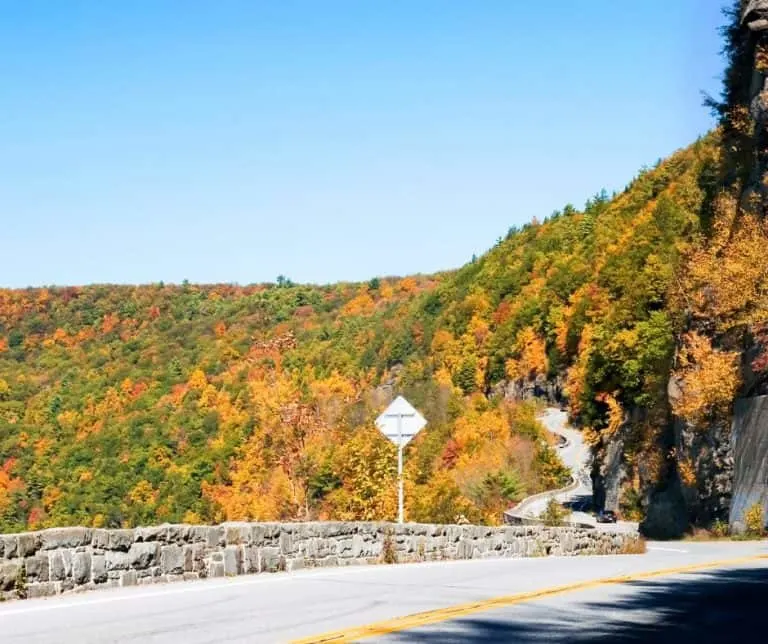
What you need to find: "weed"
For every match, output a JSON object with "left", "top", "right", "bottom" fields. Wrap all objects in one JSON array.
[
  {"left": 381, "top": 528, "right": 397, "bottom": 564},
  {"left": 711, "top": 519, "right": 730, "bottom": 538},
  {"left": 14, "top": 564, "right": 28, "bottom": 600}
]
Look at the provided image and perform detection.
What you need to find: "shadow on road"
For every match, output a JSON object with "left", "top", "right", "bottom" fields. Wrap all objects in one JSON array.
[
  {"left": 563, "top": 493, "right": 593, "bottom": 513},
  {"left": 388, "top": 566, "right": 768, "bottom": 643}
]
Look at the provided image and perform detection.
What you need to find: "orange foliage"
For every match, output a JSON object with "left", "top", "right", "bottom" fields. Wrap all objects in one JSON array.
[
  {"left": 397, "top": 277, "right": 418, "bottom": 295},
  {"left": 342, "top": 292, "right": 375, "bottom": 316},
  {"left": 213, "top": 321, "right": 227, "bottom": 337},
  {"left": 102, "top": 313, "right": 120, "bottom": 334},
  {"left": 505, "top": 326, "right": 548, "bottom": 381},
  {"left": 206, "top": 367, "right": 333, "bottom": 521},
  {"left": 0, "top": 459, "right": 24, "bottom": 515}
]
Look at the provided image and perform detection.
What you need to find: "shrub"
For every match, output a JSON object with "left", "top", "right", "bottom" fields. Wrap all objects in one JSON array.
[
  {"left": 541, "top": 497, "right": 568, "bottom": 527},
  {"left": 711, "top": 519, "right": 730, "bottom": 538},
  {"left": 744, "top": 503, "right": 766, "bottom": 538}
]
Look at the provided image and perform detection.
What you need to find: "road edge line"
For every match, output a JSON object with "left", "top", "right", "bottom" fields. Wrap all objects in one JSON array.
[{"left": 291, "top": 553, "right": 768, "bottom": 643}]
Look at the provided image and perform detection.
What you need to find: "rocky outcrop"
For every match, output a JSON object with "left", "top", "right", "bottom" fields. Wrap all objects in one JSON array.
[
  {"left": 640, "top": 484, "right": 689, "bottom": 540},
  {"left": 0, "top": 521, "right": 640, "bottom": 601},
  {"left": 497, "top": 375, "right": 565, "bottom": 405},
  {"left": 592, "top": 421, "right": 631, "bottom": 514},
  {"left": 674, "top": 417, "right": 734, "bottom": 524},
  {"left": 744, "top": 0, "right": 768, "bottom": 32}
]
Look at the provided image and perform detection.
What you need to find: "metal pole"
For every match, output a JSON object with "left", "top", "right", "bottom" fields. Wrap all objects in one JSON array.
[{"left": 397, "top": 413, "right": 404, "bottom": 524}]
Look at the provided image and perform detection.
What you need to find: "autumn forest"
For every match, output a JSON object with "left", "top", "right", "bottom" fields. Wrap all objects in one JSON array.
[{"left": 3, "top": 2, "right": 768, "bottom": 535}]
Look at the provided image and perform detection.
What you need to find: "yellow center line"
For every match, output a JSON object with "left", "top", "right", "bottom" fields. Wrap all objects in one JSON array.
[{"left": 291, "top": 554, "right": 768, "bottom": 643}]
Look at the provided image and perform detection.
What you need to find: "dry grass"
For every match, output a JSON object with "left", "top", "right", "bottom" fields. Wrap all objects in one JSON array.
[{"left": 618, "top": 536, "right": 647, "bottom": 555}]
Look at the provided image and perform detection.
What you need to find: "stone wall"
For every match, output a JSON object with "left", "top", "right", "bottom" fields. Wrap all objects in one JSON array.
[{"left": 0, "top": 521, "right": 638, "bottom": 601}]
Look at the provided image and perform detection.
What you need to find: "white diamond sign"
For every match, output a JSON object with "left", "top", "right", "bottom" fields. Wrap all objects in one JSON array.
[
  {"left": 376, "top": 395, "right": 427, "bottom": 523},
  {"left": 376, "top": 395, "right": 426, "bottom": 447}
]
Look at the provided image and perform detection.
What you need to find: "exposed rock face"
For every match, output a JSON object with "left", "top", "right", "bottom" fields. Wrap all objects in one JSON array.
[
  {"left": 498, "top": 375, "right": 564, "bottom": 405},
  {"left": 744, "top": 0, "right": 768, "bottom": 32},
  {"left": 729, "top": 396, "right": 768, "bottom": 533},
  {"left": 0, "top": 521, "right": 639, "bottom": 601},
  {"left": 674, "top": 417, "right": 734, "bottom": 525},
  {"left": 641, "top": 484, "right": 689, "bottom": 540},
  {"left": 592, "top": 426, "right": 629, "bottom": 514}
]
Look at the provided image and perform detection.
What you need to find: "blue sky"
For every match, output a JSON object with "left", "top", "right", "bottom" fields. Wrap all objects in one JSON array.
[{"left": 1, "top": 1, "right": 726, "bottom": 287}]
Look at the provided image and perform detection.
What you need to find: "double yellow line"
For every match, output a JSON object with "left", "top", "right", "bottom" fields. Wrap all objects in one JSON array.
[{"left": 293, "top": 554, "right": 768, "bottom": 643}]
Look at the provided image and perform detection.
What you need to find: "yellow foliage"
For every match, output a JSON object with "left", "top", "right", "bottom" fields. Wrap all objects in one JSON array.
[
  {"left": 564, "top": 325, "right": 595, "bottom": 416},
  {"left": 198, "top": 384, "right": 219, "bottom": 409},
  {"left": 42, "top": 485, "right": 62, "bottom": 511},
  {"left": 78, "top": 469, "right": 94, "bottom": 483},
  {"left": 187, "top": 368, "right": 208, "bottom": 391},
  {"left": 120, "top": 378, "right": 134, "bottom": 396},
  {"left": 582, "top": 426, "right": 602, "bottom": 447},
  {"left": 34, "top": 436, "right": 53, "bottom": 457},
  {"left": 323, "top": 428, "right": 398, "bottom": 521},
  {"left": 397, "top": 277, "right": 418, "bottom": 295},
  {"left": 207, "top": 367, "right": 333, "bottom": 521},
  {"left": 468, "top": 315, "right": 490, "bottom": 346},
  {"left": 671, "top": 332, "right": 740, "bottom": 426},
  {"left": 128, "top": 480, "right": 157, "bottom": 506},
  {"left": 342, "top": 292, "right": 376, "bottom": 316},
  {"left": 683, "top": 198, "right": 768, "bottom": 331},
  {"left": 182, "top": 510, "right": 202, "bottom": 524},
  {"left": 596, "top": 392, "right": 624, "bottom": 440},
  {"left": 434, "top": 367, "right": 455, "bottom": 388},
  {"left": 744, "top": 503, "right": 766, "bottom": 537}
]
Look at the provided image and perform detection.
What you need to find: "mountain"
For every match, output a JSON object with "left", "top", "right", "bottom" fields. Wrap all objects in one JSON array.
[
  {"left": 4, "top": 3, "right": 767, "bottom": 537},
  {"left": 0, "top": 271, "right": 572, "bottom": 531},
  {"left": 0, "top": 131, "right": 718, "bottom": 534}
]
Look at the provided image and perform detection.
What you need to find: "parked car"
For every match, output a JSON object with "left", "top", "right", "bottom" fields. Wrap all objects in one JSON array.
[{"left": 596, "top": 510, "right": 617, "bottom": 523}]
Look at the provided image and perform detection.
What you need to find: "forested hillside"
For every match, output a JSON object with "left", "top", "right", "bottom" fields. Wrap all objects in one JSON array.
[
  {"left": 0, "top": 274, "right": 571, "bottom": 532},
  {"left": 4, "top": 2, "right": 768, "bottom": 536},
  {"left": 0, "top": 131, "right": 719, "bottom": 533}
]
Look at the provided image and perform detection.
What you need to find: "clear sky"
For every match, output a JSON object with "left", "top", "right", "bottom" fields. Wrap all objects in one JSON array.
[{"left": 2, "top": 1, "right": 727, "bottom": 288}]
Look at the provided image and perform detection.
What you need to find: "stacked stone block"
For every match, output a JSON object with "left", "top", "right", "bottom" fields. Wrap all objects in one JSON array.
[{"left": 0, "top": 521, "right": 636, "bottom": 601}]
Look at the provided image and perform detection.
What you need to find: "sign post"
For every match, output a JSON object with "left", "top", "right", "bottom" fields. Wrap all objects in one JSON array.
[{"left": 376, "top": 396, "right": 427, "bottom": 523}]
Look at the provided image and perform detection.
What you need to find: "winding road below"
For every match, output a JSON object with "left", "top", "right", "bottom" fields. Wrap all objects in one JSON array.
[{"left": 507, "top": 408, "right": 638, "bottom": 533}]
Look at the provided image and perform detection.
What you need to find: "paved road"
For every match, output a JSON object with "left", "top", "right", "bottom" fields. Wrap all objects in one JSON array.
[
  {"left": 511, "top": 408, "right": 591, "bottom": 520},
  {"left": 2, "top": 541, "right": 766, "bottom": 643},
  {"left": 511, "top": 409, "right": 638, "bottom": 533}
]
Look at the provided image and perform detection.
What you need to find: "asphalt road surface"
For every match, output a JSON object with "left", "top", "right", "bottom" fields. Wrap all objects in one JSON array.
[{"left": 2, "top": 541, "right": 766, "bottom": 643}]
